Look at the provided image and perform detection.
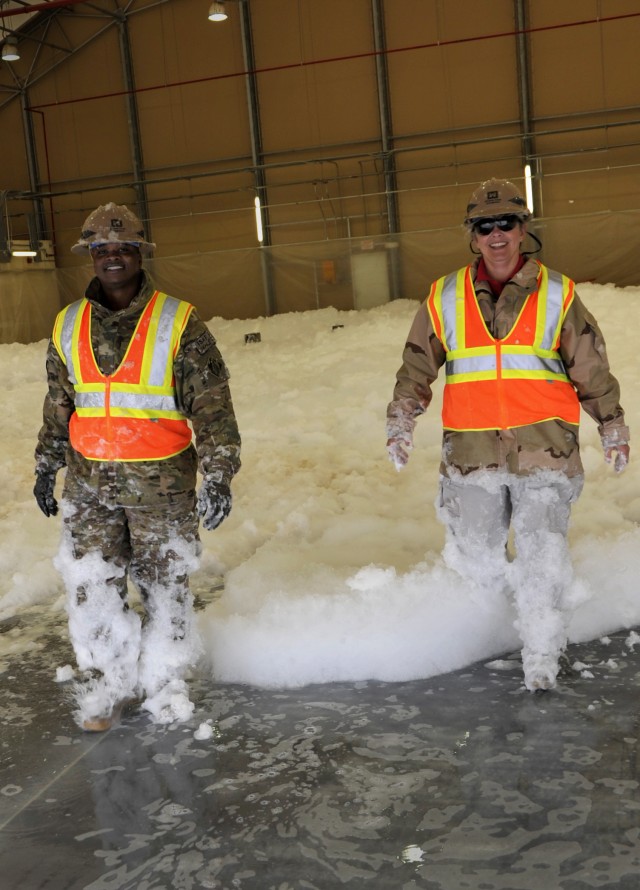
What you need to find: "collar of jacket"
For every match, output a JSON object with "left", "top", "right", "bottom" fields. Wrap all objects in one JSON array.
[
  {"left": 85, "top": 268, "right": 155, "bottom": 314},
  {"left": 471, "top": 255, "right": 540, "bottom": 297}
]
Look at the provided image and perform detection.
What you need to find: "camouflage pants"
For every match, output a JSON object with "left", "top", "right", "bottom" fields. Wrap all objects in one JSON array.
[
  {"left": 437, "top": 471, "right": 584, "bottom": 661},
  {"left": 58, "top": 472, "right": 202, "bottom": 702}
]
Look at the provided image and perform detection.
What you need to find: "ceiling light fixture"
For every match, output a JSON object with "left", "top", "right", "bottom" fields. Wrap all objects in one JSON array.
[
  {"left": 208, "top": 1, "right": 228, "bottom": 22},
  {"left": 2, "top": 37, "right": 20, "bottom": 62},
  {"left": 254, "top": 196, "right": 264, "bottom": 243},
  {"left": 524, "top": 164, "right": 534, "bottom": 215}
]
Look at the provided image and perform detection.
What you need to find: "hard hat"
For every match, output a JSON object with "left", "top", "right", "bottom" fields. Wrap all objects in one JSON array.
[
  {"left": 71, "top": 202, "right": 155, "bottom": 255},
  {"left": 464, "top": 178, "right": 530, "bottom": 225}
]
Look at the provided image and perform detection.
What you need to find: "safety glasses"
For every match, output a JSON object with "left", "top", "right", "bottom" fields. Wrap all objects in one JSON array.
[
  {"left": 90, "top": 243, "right": 141, "bottom": 258},
  {"left": 472, "top": 215, "right": 521, "bottom": 236}
]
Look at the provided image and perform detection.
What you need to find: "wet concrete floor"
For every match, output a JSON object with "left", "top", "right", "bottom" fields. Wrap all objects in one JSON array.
[{"left": 1, "top": 610, "right": 640, "bottom": 890}]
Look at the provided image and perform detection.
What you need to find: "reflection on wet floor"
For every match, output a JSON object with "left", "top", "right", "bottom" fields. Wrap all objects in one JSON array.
[{"left": 1, "top": 616, "right": 640, "bottom": 890}]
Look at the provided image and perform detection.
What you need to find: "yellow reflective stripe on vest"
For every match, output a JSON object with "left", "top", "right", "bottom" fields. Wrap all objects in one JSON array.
[
  {"left": 449, "top": 350, "right": 567, "bottom": 379},
  {"left": 74, "top": 386, "right": 184, "bottom": 418},
  {"left": 436, "top": 263, "right": 571, "bottom": 384},
  {"left": 52, "top": 300, "right": 85, "bottom": 383},
  {"left": 53, "top": 293, "right": 192, "bottom": 419},
  {"left": 537, "top": 265, "right": 570, "bottom": 351},
  {"left": 141, "top": 292, "right": 192, "bottom": 388},
  {"left": 430, "top": 268, "right": 464, "bottom": 353}
]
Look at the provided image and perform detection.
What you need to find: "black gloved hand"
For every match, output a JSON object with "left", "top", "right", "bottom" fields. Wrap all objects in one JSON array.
[
  {"left": 197, "top": 475, "right": 232, "bottom": 530},
  {"left": 34, "top": 471, "right": 58, "bottom": 517}
]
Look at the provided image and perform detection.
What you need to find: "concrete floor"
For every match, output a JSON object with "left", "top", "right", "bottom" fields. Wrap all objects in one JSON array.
[{"left": 2, "top": 608, "right": 640, "bottom": 890}]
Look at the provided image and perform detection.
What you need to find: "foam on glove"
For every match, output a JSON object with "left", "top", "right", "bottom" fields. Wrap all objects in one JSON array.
[
  {"left": 601, "top": 425, "right": 630, "bottom": 474},
  {"left": 386, "top": 403, "right": 416, "bottom": 472}
]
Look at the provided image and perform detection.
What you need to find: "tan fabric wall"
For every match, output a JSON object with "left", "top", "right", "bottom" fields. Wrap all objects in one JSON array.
[
  {"left": 0, "top": 269, "right": 60, "bottom": 345},
  {"left": 2, "top": 0, "right": 640, "bottom": 269},
  {"left": 2, "top": 0, "right": 640, "bottom": 341},
  {"left": 4, "top": 208, "right": 626, "bottom": 350}
]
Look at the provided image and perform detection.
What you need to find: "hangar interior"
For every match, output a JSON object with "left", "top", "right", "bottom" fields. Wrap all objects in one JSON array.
[{"left": 1, "top": 0, "right": 639, "bottom": 343}]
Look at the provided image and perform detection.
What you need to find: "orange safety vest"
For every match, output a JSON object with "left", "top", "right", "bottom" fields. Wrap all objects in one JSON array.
[
  {"left": 52, "top": 291, "right": 194, "bottom": 461},
  {"left": 426, "top": 262, "right": 581, "bottom": 431}
]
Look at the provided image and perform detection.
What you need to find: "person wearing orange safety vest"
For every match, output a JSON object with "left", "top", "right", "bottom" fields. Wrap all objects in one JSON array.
[
  {"left": 52, "top": 289, "right": 195, "bottom": 463},
  {"left": 386, "top": 178, "right": 629, "bottom": 694},
  {"left": 34, "top": 203, "right": 241, "bottom": 732}
]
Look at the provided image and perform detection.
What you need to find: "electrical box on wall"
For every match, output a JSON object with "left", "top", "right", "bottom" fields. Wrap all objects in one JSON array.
[
  {"left": 0, "top": 240, "right": 56, "bottom": 271},
  {"left": 316, "top": 257, "right": 348, "bottom": 287}
]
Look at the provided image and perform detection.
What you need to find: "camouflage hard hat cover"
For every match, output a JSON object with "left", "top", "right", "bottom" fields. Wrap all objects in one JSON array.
[
  {"left": 71, "top": 202, "right": 156, "bottom": 255},
  {"left": 464, "top": 178, "right": 530, "bottom": 224}
]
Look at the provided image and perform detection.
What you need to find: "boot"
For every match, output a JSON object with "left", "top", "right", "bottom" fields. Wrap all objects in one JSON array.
[{"left": 522, "top": 649, "right": 559, "bottom": 692}]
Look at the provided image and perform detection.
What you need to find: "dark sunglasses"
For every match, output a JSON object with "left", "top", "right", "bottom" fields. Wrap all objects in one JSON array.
[{"left": 472, "top": 215, "right": 522, "bottom": 236}]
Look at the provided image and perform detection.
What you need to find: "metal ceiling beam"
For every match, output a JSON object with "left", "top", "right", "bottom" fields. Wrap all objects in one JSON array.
[
  {"left": 372, "top": 0, "right": 398, "bottom": 234},
  {"left": 515, "top": 0, "right": 543, "bottom": 215},
  {"left": 0, "top": 2, "right": 169, "bottom": 110},
  {"left": 239, "top": 0, "right": 275, "bottom": 316},
  {"left": 0, "top": 191, "right": 11, "bottom": 261},
  {"left": 372, "top": 0, "right": 401, "bottom": 298},
  {"left": 20, "top": 88, "right": 47, "bottom": 240},
  {"left": 0, "top": 0, "right": 92, "bottom": 19},
  {"left": 118, "top": 11, "right": 151, "bottom": 243}
]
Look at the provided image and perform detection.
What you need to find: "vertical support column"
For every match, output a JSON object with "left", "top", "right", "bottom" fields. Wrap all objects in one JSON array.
[
  {"left": 239, "top": 0, "right": 276, "bottom": 316},
  {"left": 118, "top": 14, "right": 151, "bottom": 246},
  {"left": 515, "top": 0, "right": 543, "bottom": 218},
  {"left": 0, "top": 191, "right": 11, "bottom": 262},
  {"left": 20, "top": 90, "right": 46, "bottom": 243},
  {"left": 371, "top": 0, "right": 401, "bottom": 299}
]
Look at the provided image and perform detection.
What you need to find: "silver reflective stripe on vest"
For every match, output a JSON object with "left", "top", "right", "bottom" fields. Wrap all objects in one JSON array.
[
  {"left": 446, "top": 355, "right": 495, "bottom": 375},
  {"left": 448, "top": 353, "right": 566, "bottom": 376},
  {"left": 75, "top": 390, "right": 104, "bottom": 409},
  {"left": 111, "top": 392, "right": 178, "bottom": 411},
  {"left": 58, "top": 301, "right": 84, "bottom": 384},
  {"left": 539, "top": 268, "right": 564, "bottom": 350},
  {"left": 147, "top": 296, "right": 182, "bottom": 386},
  {"left": 501, "top": 354, "right": 565, "bottom": 374},
  {"left": 441, "top": 264, "right": 568, "bottom": 379},
  {"left": 440, "top": 272, "right": 459, "bottom": 350},
  {"left": 74, "top": 392, "right": 177, "bottom": 411},
  {"left": 440, "top": 265, "right": 565, "bottom": 354},
  {"left": 63, "top": 294, "right": 182, "bottom": 414}
]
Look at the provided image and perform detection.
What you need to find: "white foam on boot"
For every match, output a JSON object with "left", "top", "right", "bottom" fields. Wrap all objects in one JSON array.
[
  {"left": 70, "top": 676, "right": 116, "bottom": 727},
  {"left": 522, "top": 651, "right": 559, "bottom": 692},
  {"left": 142, "top": 679, "right": 195, "bottom": 725}
]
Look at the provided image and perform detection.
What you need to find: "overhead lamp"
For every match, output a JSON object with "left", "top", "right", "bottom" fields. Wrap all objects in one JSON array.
[
  {"left": 524, "top": 164, "right": 534, "bottom": 215},
  {"left": 208, "top": 1, "right": 227, "bottom": 21},
  {"left": 2, "top": 37, "right": 19, "bottom": 62},
  {"left": 12, "top": 248, "right": 38, "bottom": 257},
  {"left": 254, "top": 196, "right": 263, "bottom": 243}
]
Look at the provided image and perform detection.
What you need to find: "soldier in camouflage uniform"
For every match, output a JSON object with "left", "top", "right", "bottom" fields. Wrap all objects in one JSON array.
[
  {"left": 386, "top": 179, "right": 629, "bottom": 693},
  {"left": 34, "top": 203, "right": 241, "bottom": 730}
]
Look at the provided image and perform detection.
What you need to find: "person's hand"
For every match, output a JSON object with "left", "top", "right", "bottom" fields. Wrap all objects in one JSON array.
[
  {"left": 197, "top": 475, "right": 232, "bottom": 530},
  {"left": 601, "top": 428, "right": 630, "bottom": 474},
  {"left": 34, "top": 471, "right": 58, "bottom": 516},
  {"left": 604, "top": 442, "right": 630, "bottom": 474},
  {"left": 387, "top": 436, "right": 413, "bottom": 471},
  {"left": 386, "top": 410, "right": 415, "bottom": 472}
]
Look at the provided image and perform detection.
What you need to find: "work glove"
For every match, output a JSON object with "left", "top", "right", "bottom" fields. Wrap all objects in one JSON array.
[
  {"left": 386, "top": 406, "right": 416, "bottom": 472},
  {"left": 197, "top": 474, "right": 232, "bottom": 530},
  {"left": 34, "top": 471, "right": 58, "bottom": 517},
  {"left": 601, "top": 427, "right": 630, "bottom": 474}
]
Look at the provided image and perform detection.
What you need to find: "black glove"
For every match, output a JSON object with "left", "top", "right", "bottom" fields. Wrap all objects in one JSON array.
[
  {"left": 197, "top": 476, "right": 232, "bottom": 530},
  {"left": 34, "top": 471, "right": 58, "bottom": 517}
]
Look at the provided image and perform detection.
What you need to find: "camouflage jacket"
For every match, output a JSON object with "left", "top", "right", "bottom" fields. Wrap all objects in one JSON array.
[
  {"left": 388, "top": 256, "right": 629, "bottom": 478},
  {"left": 35, "top": 271, "right": 241, "bottom": 506}
]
